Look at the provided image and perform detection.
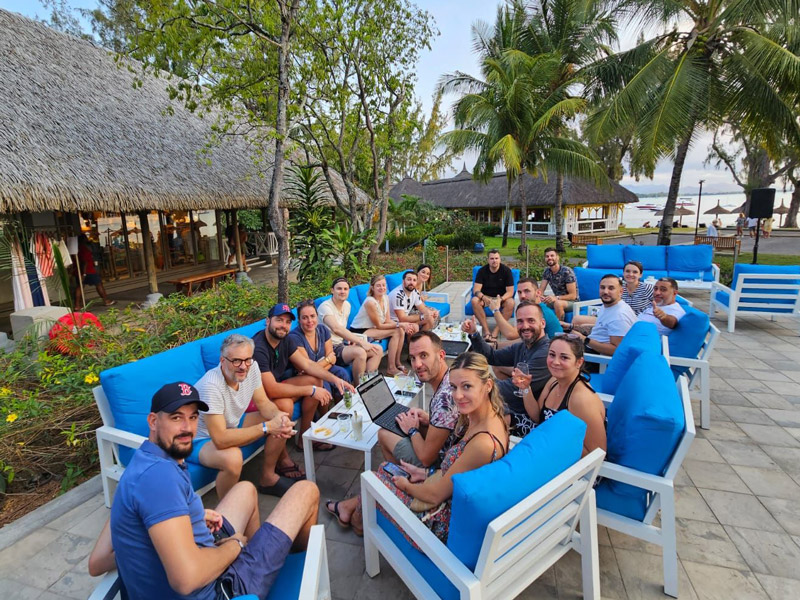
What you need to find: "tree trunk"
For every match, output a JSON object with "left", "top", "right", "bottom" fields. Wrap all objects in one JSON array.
[
  {"left": 137, "top": 211, "right": 159, "bottom": 294},
  {"left": 554, "top": 172, "right": 565, "bottom": 253},
  {"left": 502, "top": 177, "right": 511, "bottom": 247},
  {"left": 658, "top": 130, "right": 693, "bottom": 246},
  {"left": 518, "top": 175, "right": 528, "bottom": 255},
  {"left": 231, "top": 211, "right": 245, "bottom": 273},
  {"left": 786, "top": 180, "right": 800, "bottom": 228},
  {"left": 266, "top": 1, "right": 299, "bottom": 303}
]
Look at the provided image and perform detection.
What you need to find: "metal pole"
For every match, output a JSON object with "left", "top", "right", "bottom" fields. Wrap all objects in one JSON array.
[
  {"left": 694, "top": 180, "right": 704, "bottom": 237},
  {"left": 526, "top": 244, "right": 530, "bottom": 277},
  {"left": 446, "top": 245, "right": 449, "bottom": 282},
  {"left": 752, "top": 219, "right": 761, "bottom": 264}
]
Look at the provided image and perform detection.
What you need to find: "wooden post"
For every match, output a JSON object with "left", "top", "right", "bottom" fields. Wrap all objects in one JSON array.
[
  {"left": 120, "top": 212, "right": 134, "bottom": 277},
  {"left": 215, "top": 210, "right": 225, "bottom": 263},
  {"left": 138, "top": 211, "right": 159, "bottom": 294},
  {"left": 232, "top": 210, "right": 245, "bottom": 272},
  {"left": 189, "top": 210, "right": 199, "bottom": 265},
  {"left": 158, "top": 211, "right": 170, "bottom": 270}
]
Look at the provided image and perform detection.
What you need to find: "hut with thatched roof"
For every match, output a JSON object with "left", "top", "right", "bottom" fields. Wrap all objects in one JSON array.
[
  {"left": 390, "top": 166, "right": 638, "bottom": 236},
  {"left": 0, "top": 8, "right": 364, "bottom": 309}
]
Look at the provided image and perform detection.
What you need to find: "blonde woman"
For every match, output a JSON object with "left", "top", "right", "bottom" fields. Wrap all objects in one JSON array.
[
  {"left": 326, "top": 352, "right": 508, "bottom": 537},
  {"left": 349, "top": 274, "right": 410, "bottom": 375}
]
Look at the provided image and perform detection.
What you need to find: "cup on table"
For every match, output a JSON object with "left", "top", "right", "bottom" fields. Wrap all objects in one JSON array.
[
  {"left": 352, "top": 411, "right": 363, "bottom": 441},
  {"left": 343, "top": 389, "right": 353, "bottom": 410},
  {"left": 337, "top": 413, "right": 350, "bottom": 434}
]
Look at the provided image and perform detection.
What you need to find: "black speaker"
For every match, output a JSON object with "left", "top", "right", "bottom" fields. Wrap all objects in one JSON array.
[{"left": 749, "top": 188, "right": 775, "bottom": 219}]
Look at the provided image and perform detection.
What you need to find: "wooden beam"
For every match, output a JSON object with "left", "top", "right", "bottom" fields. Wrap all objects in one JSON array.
[{"left": 138, "top": 211, "right": 159, "bottom": 294}]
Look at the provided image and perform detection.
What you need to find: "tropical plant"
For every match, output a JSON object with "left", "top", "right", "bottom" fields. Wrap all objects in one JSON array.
[
  {"left": 322, "top": 224, "right": 375, "bottom": 281},
  {"left": 287, "top": 165, "right": 335, "bottom": 281},
  {"left": 387, "top": 195, "right": 420, "bottom": 235},
  {"left": 586, "top": 0, "right": 800, "bottom": 245}
]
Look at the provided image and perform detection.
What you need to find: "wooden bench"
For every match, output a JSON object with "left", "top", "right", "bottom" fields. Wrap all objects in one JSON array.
[
  {"left": 168, "top": 267, "right": 237, "bottom": 296},
  {"left": 694, "top": 235, "right": 740, "bottom": 253},
  {"left": 570, "top": 234, "right": 602, "bottom": 247}
]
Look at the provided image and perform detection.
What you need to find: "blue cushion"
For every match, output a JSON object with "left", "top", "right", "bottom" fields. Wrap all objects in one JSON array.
[
  {"left": 385, "top": 271, "right": 406, "bottom": 292},
  {"left": 100, "top": 342, "right": 208, "bottom": 465},
  {"left": 447, "top": 411, "right": 586, "bottom": 570},
  {"left": 642, "top": 270, "right": 670, "bottom": 281},
  {"left": 675, "top": 295, "right": 691, "bottom": 306},
  {"left": 731, "top": 264, "right": 800, "bottom": 307},
  {"left": 669, "top": 270, "right": 713, "bottom": 282},
  {"left": 666, "top": 245, "right": 712, "bottom": 274},
  {"left": 185, "top": 437, "right": 264, "bottom": 490},
  {"left": 668, "top": 306, "right": 709, "bottom": 377},
  {"left": 595, "top": 321, "right": 661, "bottom": 395},
  {"left": 199, "top": 321, "right": 265, "bottom": 370},
  {"left": 714, "top": 289, "right": 731, "bottom": 307},
  {"left": 427, "top": 301, "right": 451, "bottom": 318},
  {"left": 596, "top": 352, "right": 685, "bottom": 520},
  {"left": 623, "top": 245, "right": 667, "bottom": 272},
  {"left": 315, "top": 295, "right": 331, "bottom": 309},
  {"left": 586, "top": 245, "right": 625, "bottom": 269},
  {"left": 353, "top": 284, "right": 370, "bottom": 304},
  {"left": 573, "top": 268, "right": 608, "bottom": 302},
  {"left": 265, "top": 550, "right": 306, "bottom": 599}
]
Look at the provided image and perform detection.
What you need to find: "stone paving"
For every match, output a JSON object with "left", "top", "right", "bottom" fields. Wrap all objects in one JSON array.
[{"left": 1, "top": 283, "right": 800, "bottom": 599}]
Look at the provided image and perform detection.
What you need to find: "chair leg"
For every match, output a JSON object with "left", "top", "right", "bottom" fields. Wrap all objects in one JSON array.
[
  {"left": 362, "top": 494, "right": 381, "bottom": 578},
  {"left": 579, "top": 490, "right": 601, "bottom": 600},
  {"left": 700, "top": 366, "right": 710, "bottom": 430},
  {"left": 660, "top": 488, "right": 679, "bottom": 598},
  {"left": 727, "top": 311, "right": 735, "bottom": 333}
]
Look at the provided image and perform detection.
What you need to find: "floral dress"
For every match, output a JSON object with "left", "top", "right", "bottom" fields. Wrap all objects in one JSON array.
[{"left": 375, "top": 430, "right": 506, "bottom": 546}]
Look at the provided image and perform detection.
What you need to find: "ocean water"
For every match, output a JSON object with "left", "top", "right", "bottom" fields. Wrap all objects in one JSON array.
[{"left": 620, "top": 191, "right": 795, "bottom": 228}]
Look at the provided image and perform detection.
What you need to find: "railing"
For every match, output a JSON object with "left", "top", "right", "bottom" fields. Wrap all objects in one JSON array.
[
  {"left": 249, "top": 231, "right": 279, "bottom": 256},
  {"left": 507, "top": 221, "right": 551, "bottom": 234},
  {"left": 577, "top": 219, "right": 609, "bottom": 232}
]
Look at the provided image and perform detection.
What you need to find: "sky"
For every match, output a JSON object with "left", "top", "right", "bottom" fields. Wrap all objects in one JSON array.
[{"left": 2, "top": 0, "right": 753, "bottom": 195}]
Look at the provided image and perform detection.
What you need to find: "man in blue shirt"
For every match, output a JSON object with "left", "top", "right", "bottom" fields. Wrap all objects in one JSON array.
[{"left": 87, "top": 382, "right": 319, "bottom": 599}]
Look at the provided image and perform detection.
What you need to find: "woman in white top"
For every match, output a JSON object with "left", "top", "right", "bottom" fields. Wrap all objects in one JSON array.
[{"left": 349, "top": 274, "right": 412, "bottom": 375}]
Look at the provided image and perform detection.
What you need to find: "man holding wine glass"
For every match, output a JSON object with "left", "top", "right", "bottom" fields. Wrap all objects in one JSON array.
[{"left": 462, "top": 301, "right": 550, "bottom": 418}]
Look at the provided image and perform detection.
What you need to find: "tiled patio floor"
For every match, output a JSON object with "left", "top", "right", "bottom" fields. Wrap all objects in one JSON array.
[{"left": 1, "top": 283, "right": 799, "bottom": 599}]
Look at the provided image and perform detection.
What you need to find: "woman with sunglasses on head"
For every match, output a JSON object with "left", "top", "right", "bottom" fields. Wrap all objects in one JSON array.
[
  {"left": 511, "top": 335, "right": 606, "bottom": 455},
  {"left": 325, "top": 352, "right": 508, "bottom": 537},
  {"left": 349, "top": 274, "right": 411, "bottom": 375},
  {"left": 620, "top": 260, "right": 654, "bottom": 315}
]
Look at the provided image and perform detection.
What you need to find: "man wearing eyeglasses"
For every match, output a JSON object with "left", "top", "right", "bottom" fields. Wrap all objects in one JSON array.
[{"left": 194, "top": 333, "right": 298, "bottom": 499}]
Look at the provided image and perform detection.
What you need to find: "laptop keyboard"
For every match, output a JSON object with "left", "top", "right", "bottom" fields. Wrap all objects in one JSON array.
[{"left": 375, "top": 404, "right": 409, "bottom": 431}]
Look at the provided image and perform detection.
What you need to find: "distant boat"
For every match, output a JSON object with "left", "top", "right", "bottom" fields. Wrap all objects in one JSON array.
[{"left": 637, "top": 203, "right": 661, "bottom": 210}]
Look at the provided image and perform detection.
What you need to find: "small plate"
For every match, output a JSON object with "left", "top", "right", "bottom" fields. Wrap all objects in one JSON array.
[{"left": 311, "top": 425, "right": 336, "bottom": 439}]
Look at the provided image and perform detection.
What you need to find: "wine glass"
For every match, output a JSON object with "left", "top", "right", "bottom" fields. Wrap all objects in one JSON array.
[{"left": 513, "top": 362, "right": 530, "bottom": 397}]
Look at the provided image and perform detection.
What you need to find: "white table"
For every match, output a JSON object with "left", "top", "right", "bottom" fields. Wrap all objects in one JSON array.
[{"left": 301, "top": 377, "right": 422, "bottom": 483}]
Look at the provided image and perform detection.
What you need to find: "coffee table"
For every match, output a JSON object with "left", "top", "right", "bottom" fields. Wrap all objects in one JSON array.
[{"left": 301, "top": 376, "right": 423, "bottom": 482}]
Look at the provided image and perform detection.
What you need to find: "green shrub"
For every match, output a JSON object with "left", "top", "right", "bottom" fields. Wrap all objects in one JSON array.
[
  {"left": 385, "top": 232, "right": 425, "bottom": 251},
  {"left": 432, "top": 225, "right": 483, "bottom": 250},
  {"left": 480, "top": 224, "right": 502, "bottom": 236}
]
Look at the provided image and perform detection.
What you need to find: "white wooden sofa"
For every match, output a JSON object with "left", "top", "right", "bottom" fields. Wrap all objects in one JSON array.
[{"left": 88, "top": 524, "right": 331, "bottom": 600}]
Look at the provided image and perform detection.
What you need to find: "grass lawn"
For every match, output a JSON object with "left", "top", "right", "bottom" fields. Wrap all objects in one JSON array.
[{"left": 482, "top": 236, "right": 586, "bottom": 260}]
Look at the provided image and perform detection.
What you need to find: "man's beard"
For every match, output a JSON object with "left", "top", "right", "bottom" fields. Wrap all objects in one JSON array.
[
  {"left": 268, "top": 325, "right": 286, "bottom": 339},
  {"left": 159, "top": 434, "right": 193, "bottom": 459}
]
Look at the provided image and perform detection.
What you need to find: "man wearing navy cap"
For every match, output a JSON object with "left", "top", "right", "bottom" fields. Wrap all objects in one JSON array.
[
  {"left": 87, "top": 382, "right": 319, "bottom": 600},
  {"left": 252, "top": 304, "right": 354, "bottom": 455}
]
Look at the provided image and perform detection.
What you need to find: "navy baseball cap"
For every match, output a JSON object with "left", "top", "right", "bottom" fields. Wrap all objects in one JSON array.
[
  {"left": 150, "top": 382, "right": 209, "bottom": 414},
  {"left": 268, "top": 303, "right": 295, "bottom": 320}
]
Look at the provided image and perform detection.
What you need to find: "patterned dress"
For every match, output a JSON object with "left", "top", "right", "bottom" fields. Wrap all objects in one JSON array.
[{"left": 375, "top": 430, "right": 506, "bottom": 546}]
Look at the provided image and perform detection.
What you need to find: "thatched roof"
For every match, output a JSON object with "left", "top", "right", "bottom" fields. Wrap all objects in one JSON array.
[
  {"left": 0, "top": 9, "right": 365, "bottom": 213},
  {"left": 390, "top": 166, "right": 638, "bottom": 209}
]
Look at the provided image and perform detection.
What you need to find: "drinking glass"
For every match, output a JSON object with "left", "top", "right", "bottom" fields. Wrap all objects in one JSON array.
[
  {"left": 513, "top": 363, "right": 530, "bottom": 397},
  {"left": 352, "top": 412, "right": 363, "bottom": 441},
  {"left": 337, "top": 413, "right": 350, "bottom": 434},
  {"left": 343, "top": 389, "right": 353, "bottom": 410}
]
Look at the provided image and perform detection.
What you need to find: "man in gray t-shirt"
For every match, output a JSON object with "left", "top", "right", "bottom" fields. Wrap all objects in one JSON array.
[{"left": 194, "top": 333, "right": 299, "bottom": 499}]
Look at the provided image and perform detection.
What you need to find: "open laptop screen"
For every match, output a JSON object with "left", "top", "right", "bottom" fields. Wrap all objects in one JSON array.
[{"left": 357, "top": 375, "right": 395, "bottom": 419}]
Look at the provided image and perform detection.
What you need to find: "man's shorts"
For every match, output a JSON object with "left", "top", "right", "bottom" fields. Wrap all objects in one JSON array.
[
  {"left": 333, "top": 343, "right": 348, "bottom": 366},
  {"left": 188, "top": 436, "right": 214, "bottom": 464},
  {"left": 391, "top": 436, "right": 424, "bottom": 468},
  {"left": 216, "top": 517, "right": 293, "bottom": 599},
  {"left": 83, "top": 273, "right": 102, "bottom": 286},
  {"left": 560, "top": 299, "right": 575, "bottom": 312}
]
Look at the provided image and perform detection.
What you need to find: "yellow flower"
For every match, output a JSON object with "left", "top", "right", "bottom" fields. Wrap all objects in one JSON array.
[
  {"left": 6, "top": 413, "right": 18, "bottom": 423},
  {"left": 0, "top": 387, "right": 10, "bottom": 396},
  {"left": 84, "top": 373, "right": 99, "bottom": 384}
]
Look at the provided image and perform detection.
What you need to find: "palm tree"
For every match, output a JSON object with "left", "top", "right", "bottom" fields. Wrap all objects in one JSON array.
[{"left": 586, "top": 0, "right": 800, "bottom": 245}]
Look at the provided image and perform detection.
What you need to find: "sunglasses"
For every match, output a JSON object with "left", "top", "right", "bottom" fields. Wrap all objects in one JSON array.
[{"left": 554, "top": 332, "right": 582, "bottom": 340}]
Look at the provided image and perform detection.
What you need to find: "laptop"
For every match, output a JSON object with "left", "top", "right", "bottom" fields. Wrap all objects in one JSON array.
[
  {"left": 357, "top": 374, "right": 410, "bottom": 437},
  {"left": 441, "top": 339, "right": 471, "bottom": 358}
]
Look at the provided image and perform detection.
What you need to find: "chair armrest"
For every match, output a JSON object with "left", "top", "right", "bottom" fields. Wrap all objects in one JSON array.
[
  {"left": 710, "top": 281, "right": 733, "bottom": 295},
  {"left": 96, "top": 425, "right": 147, "bottom": 450},
  {"left": 571, "top": 298, "right": 602, "bottom": 316},
  {"left": 582, "top": 260, "right": 588, "bottom": 267},
  {"left": 361, "top": 472, "right": 479, "bottom": 588},
  {"left": 298, "top": 524, "right": 329, "bottom": 600},
  {"left": 88, "top": 571, "right": 122, "bottom": 600},
  {"left": 583, "top": 353, "right": 612, "bottom": 366},
  {"left": 598, "top": 462, "right": 674, "bottom": 495},
  {"left": 461, "top": 286, "right": 473, "bottom": 306},
  {"left": 424, "top": 292, "right": 450, "bottom": 304},
  {"left": 711, "top": 263, "right": 720, "bottom": 282}
]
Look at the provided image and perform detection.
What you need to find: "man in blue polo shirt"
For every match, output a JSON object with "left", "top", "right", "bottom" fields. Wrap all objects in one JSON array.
[{"left": 87, "top": 382, "right": 319, "bottom": 599}]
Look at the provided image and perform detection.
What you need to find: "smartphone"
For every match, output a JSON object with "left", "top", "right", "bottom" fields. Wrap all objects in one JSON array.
[
  {"left": 382, "top": 462, "right": 410, "bottom": 479},
  {"left": 394, "top": 390, "right": 416, "bottom": 398},
  {"left": 327, "top": 412, "right": 346, "bottom": 420}
]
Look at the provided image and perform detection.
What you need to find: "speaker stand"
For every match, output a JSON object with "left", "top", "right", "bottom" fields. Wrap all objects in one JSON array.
[{"left": 752, "top": 218, "right": 761, "bottom": 264}]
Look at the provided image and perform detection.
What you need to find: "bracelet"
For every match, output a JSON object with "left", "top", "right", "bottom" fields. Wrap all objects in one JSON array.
[
  {"left": 311, "top": 385, "right": 317, "bottom": 397},
  {"left": 218, "top": 536, "right": 245, "bottom": 550},
  {"left": 262, "top": 421, "right": 269, "bottom": 436}
]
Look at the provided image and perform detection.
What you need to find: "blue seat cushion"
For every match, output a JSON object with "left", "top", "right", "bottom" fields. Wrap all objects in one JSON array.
[
  {"left": 573, "top": 268, "right": 608, "bottom": 303},
  {"left": 667, "top": 245, "right": 712, "bottom": 275},
  {"left": 669, "top": 270, "right": 713, "bottom": 282},
  {"left": 668, "top": 306, "right": 709, "bottom": 377},
  {"left": 385, "top": 271, "right": 406, "bottom": 293},
  {"left": 353, "top": 284, "right": 370, "bottom": 305},
  {"left": 624, "top": 245, "right": 667, "bottom": 272},
  {"left": 101, "top": 342, "right": 208, "bottom": 466},
  {"left": 642, "top": 270, "right": 669, "bottom": 281},
  {"left": 199, "top": 321, "right": 265, "bottom": 370},
  {"left": 315, "top": 295, "right": 331, "bottom": 309},
  {"left": 714, "top": 289, "right": 731, "bottom": 307},
  {"left": 587, "top": 244, "right": 625, "bottom": 269},
  {"left": 597, "top": 352, "right": 684, "bottom": 521},
  {"left": 265, "top": 550, "right": 306, "bottom": 599},
  {"left": 447, "top": 411, "right": 586, "bottom": 570},
  {"left": 427, "top": 301, "right": 450, "bottom": 318},
  {"left": 731, "top": 264, "right": 800, "bottom": 309},
  {"left": 597, "top": 321, "right": 661, "bottom": 395}
]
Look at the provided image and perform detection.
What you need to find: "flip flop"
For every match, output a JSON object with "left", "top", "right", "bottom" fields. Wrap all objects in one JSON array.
[
  {"left": 325, "top": 500, "right": 350, "bottom": 528},
  {"left": 256, "top": 476, "right": 295, "bottom": 497},
  {"left": 312, "top": 441, "right": 335, "bottom": 452},
  {"left": 276, "top": 461, "right": 306, "bottom": 480}
]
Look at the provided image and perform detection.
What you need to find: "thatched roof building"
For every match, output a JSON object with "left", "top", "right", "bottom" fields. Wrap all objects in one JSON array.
[
  {"left": 0, "top": 8, "right": 362, "bottom": 213},
  {"left": 389, "top": 167, "right": 638, "bottom": 235}
]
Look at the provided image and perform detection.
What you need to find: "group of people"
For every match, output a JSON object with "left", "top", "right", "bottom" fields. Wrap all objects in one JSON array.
[
  {"left": 84, "top": 251, "right": 686, "bottom": 599},
  {"left": 736, "top": 213, "right": 774, "bottom": 238}
]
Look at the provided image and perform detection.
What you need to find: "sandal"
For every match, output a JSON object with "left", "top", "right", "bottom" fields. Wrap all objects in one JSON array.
[
  {"left": 256, "top": 476, "right": 295, "bottom": 497},
  {"left": 325, "top": 500, "right": 350, "bottom": 528},
  {"left": 276, "top": 461, "right": 306, "bottom": 480},
  {"left": 312, "top": 441, "right": 335, "bottom": 452}
]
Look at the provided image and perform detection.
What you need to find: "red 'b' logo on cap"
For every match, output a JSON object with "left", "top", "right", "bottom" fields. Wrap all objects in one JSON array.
[{"left": 178, "top": 383, "right": 192, "bottom": 396}]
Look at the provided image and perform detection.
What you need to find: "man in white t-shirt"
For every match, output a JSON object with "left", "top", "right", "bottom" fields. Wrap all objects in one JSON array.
[
  {"left": 568, "top": 274, "right": 636, "bottom": 355},
  {"left": 638, "top": 277, "right": 686, "bottom": 336},
  {"left": 390, "top": 270, "right": 439, "bottom": 331},
  {"left": 194, "top": 333, "right": 298, "bottom": 499},
  {"left": 317, "top": 277, "right": 383, "bottom": 382}
]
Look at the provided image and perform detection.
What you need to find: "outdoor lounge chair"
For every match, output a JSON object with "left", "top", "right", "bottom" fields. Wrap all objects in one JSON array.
[
  {"left": 87, "top": 524, "right": 331, "bottom": 600},
  {"left": 361, "top": 411, "right": 605, "bottom": 600}
]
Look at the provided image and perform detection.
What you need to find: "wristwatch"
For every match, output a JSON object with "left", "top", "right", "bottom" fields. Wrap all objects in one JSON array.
[
  {"left": 584, "top": 336, "right": 592, "bottom": 351},
  {"left": 407, "top": 427, "right": 420, "bottom": 438}
]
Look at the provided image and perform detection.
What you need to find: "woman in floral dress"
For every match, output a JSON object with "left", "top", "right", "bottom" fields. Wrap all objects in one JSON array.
[{"left": 325, "top": 352, "right": 508, "bottom": 539}]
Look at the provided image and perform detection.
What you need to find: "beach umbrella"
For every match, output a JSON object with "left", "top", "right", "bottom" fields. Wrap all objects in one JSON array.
[
  {"left": 773, "top": 200, "right": 790, "bottom": 226},
  {"left": 704, "top": 201, "right": 731, "bottom": 216},
  {"left": 655, "top": 206, "right": 694, "bottom": 225}
]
